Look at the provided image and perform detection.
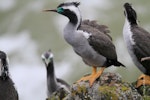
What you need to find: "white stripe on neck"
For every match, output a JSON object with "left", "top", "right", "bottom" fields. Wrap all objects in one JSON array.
[{"left": 123, "top": 18, "right": 135, "bottom": 45}]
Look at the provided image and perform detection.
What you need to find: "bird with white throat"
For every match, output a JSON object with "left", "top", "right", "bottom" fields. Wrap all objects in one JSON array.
[{"left": 123, "top": 3, "right": 150, "bottom": 88}]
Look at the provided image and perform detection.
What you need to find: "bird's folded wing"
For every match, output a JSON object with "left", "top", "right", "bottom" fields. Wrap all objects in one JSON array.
[
  {"left": 132, "top": 26, "right": 150, "bottom": 66},
  {"left": 81, "top": 19, "right": 112, "bottom": 40},
  {"left": 79, "top": 20, "right": 117, "bottom": 60}
]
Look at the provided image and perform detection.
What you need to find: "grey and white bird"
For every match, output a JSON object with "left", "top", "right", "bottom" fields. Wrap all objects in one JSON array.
[
  {"left": 41, "top": 50, "right": 70, "bottom": 98},
  {"left": 0, "top": 51, "right": 18, "bottom": 100},
  {"left": 44, "top": 2, "right": 125, "bottom": 86},
  {"left": 123, "top": 3, "right": 150, "bottom": 87}
]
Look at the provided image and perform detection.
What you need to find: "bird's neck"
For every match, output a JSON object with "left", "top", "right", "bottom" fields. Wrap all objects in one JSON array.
[
  {"left": 123, "top": 18, "right": 131, "bottom": 32},
  {"left": 63, "top": 14, "right": 82, "bottom": 45},
  {"left": 67, "top": 14, "right": 82, "bottom": 30},
  {"left": 123, "top": 18, "right": 137, "bottom": 46},
  {"left": 46, "top": 61, "right": 58, "bottom": 94},
  {"left": 66, "top": 9, "right": 82, "bottom": 30},
  {"left": 47, "top": 61, "right": 56, "bottom": 79},
  {"left": 46, "top": 61, "right": 58, "bottom": 87},
  {"left": 123, "top": 17, "right": 138, "bottom": 33},
  {"left": 66, "top": 8, "right": 82, "bottom": 30},
  {"left": 126, "top": 15, "right": 138, "bottom": 26}
]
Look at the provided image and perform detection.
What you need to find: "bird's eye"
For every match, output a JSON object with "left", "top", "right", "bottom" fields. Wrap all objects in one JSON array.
[{"left": 57, "top": 7, "right": 64, "bottom": 13}]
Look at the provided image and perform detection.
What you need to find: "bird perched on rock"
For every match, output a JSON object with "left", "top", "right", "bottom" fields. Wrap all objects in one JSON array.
[
  {"left": 41, "top": 50, "right": 70, "bottom": 98},
  {"left": 44, "top": 2, "right": 125, "bottom": 87},
  {"left": 123, "top": 3, "right": 150, "bottom": 87},
  {"left": 0, "top": 51, "right": 18, "bottom": 100}
]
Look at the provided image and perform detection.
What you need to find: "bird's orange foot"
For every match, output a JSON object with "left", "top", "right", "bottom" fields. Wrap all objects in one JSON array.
[
  {"left": 77, "top": 67, "right": 105, "bottom": 87},
  {"left": 136, "top": 74, "right": 150, "bottom": 88},
  {"left": 77, "top": 73, "right": 100, "bottom": 87}
]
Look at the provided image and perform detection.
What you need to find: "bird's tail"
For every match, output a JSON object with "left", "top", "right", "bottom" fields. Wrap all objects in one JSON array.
[
  {"left": 114, "top": 61, "right": 126, "bottom": 67},
  {"left": 105, "top": 59, "right": 126, "bottom": 67}
]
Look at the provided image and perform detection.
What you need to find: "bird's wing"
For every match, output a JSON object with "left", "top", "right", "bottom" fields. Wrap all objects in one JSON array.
[
  {"left": 78, "top": 20, "right": 117, "bottom": 60},
  {"left": 81, "top": 19, "right": 112, "bottom": 40},
  {"left": 56, "top": 78, "right": 70, "bottom": 89},
  {"left": 132, "top": 26, "right": 150, "bottom": 67}
]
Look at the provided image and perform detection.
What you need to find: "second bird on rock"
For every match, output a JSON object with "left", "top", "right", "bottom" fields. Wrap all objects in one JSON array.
[
  {"left": 123, "top": 3, "right": 150, "bottom": 88},
  {"left": 41, "top": 50, "right": 70, "bottom": 98}
]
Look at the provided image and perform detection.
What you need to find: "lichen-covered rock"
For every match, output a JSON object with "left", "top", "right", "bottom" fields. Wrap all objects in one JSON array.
[
  {"left": 132, "top": 82, "right": 150, "bottom": 100},
  {"left": 46, "top": 88, "right": 70, "bottom": 100},
  {"left": 65, "top": 72, "right": 142, "bottom": 100},
  {"left": 47, "top": 72, "right": 143, "bottom": 100}
]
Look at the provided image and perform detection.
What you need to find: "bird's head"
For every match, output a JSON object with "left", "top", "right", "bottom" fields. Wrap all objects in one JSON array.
[
  {"left": 41, "top": 50, "right": 54, "bottom": 67},
  {"left": 0, "top": 51, "right": 9, "bottom": 80},
  {"left": 124, "top": 3, "right": 137, "bottom": 25},
  {"left": 43, "top": 2, "right": 81, "bottom": 25}
]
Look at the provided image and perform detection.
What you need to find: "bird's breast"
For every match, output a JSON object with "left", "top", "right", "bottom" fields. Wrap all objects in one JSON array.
[
  {"left": 123, "top": 19, "right": 135, "bottom": 46},
  {"left": 73, "top": 39, "right": 106, "bottom": 67},
  {"left": 63, "top": 25, "right": 106, "bottom": 67},
  {"left": 123, "top": 19, "right": 146, "bottom": 73}
]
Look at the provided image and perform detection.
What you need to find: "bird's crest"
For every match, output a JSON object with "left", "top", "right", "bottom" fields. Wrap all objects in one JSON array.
[
  {"left": 58, "top": 2, "right": 80, "bottom": 8},
  {"left": 73, "top": 2, "right": 80, "bottom": 7}
]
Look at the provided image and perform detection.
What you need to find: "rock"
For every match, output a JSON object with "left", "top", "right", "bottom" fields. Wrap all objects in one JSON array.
[
  {"left": 132, "top": 82, "right": 150, "bottom": 99},
  {"left": 47, "top": 72, "right": 143, "bottom": 100},
  {"left": 46, "top": 88, "right": 70, "bottom": 100}
]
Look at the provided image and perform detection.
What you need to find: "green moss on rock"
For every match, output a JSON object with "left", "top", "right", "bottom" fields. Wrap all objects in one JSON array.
[
  {"left": 65, "top": 72, "right": 142, "bottom": 100},
  {"left": 48, "top": 72, "right": 143, "bottom": 100},
  {"left": 46, "top": 88, "right": 69, "bottom": 100},
  {"left": 132, "top": 81, "right": 150, "bottom": 99}
]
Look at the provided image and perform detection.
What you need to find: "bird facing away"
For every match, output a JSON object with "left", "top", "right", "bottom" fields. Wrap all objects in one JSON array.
[
  {"left": 123, "top": 3, "right": 150, "bottom": 87},
  {"left": 44, "top": 2, "right": 125, "bottom": 87},
  {"left": 0, "top": 51, "right": 18, "bottom": 100},
  {"left": 41, "top": 50, "right": 70, "bottom": 98}
]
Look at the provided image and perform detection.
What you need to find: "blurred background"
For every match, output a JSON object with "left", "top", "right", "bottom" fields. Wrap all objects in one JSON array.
[{"left": 0, "top": 0, "right": 150, "bottom": 99}]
